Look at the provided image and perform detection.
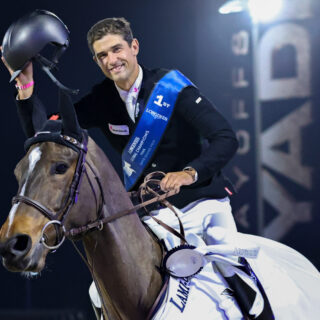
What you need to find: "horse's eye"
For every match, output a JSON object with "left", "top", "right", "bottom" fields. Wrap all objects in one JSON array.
[{"left": 52, "top": 163, "right": 69, "bottom": 175}]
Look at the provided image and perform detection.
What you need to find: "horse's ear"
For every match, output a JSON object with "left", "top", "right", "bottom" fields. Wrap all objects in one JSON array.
[
  {"left": 18, "top": 96, "right": 47, "bottom": 138},
  {"left": 59, "top": 89, "right": 82, "bottom": 141},
  {"left": 32, "top": 97, "right": 48, "bottom": 133}
]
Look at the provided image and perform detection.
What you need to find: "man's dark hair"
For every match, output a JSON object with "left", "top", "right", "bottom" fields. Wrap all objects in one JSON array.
[{"left": 87, "top": 17, "right": 133, "bottom": 55}]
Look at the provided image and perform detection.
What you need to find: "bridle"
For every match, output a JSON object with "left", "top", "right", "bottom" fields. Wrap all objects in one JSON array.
[
  {"left": 12, "top": 133, "right": 88, "bottom": 250},
  {"left": 11, "top": 133, "right": 186, "bottom": 251}
]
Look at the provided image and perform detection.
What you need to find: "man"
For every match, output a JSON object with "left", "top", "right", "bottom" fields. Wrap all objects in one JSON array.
[
  {"left": 4, "top": 17, "right": 270, "bottom": 319},
  {"left": 84, "top": 17, "right": 238, "bottom": 203},
  {"left": 3, "top": 17, "right": 238, "bottom": 213}
]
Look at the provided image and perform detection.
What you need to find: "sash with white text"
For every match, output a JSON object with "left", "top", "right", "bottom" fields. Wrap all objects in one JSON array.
[{"left": 122, "top": 70, "right": 194, "bottom": 190}]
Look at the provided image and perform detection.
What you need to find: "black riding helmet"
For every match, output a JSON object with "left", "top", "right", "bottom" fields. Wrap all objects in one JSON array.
[{"left": 2, "top": 9, "right": 70, "bottom": 82}]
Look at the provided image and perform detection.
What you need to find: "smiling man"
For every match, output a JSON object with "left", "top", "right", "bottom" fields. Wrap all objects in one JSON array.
[
  {"left": 79, "top": 17, "right": 238, "bottom": 198},
  {"left": 9, "top": 17, "right": 239, "bottom": 201}
]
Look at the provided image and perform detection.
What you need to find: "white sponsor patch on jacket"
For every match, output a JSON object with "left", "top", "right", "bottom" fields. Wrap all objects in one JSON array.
[
  {"left": 108, "top": 124, "right": 130, "bottom": 135},
  {"left": 195, "top": 97, "right": 202, "bottom": 104}
]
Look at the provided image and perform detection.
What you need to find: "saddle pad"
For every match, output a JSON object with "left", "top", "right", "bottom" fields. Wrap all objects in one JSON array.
[
  {"left": 143, "top": 203, "right": 320, "bottom": 319},
  {"left": 143, "top": 208, "right": 243, "bottom": 319},
  {"left": 149, "top": 233, "right": 243, "bottom": 320}
]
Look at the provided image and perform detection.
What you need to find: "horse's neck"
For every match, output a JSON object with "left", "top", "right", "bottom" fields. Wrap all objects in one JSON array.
[{"left": 83, "top": 139, "right": 162, "bottom": 319}]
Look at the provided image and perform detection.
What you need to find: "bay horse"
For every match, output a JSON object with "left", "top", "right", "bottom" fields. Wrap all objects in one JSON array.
[
  {"left": 1, "top": 90, "right": 320, "bottom": 320},
  {"left": 0, "top": 91, "right": 163, "bottom": 320}
]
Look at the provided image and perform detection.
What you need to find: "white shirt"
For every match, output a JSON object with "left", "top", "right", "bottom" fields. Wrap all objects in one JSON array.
[{"left": 115, "top": 65, "right": 143, "bottom": 122}]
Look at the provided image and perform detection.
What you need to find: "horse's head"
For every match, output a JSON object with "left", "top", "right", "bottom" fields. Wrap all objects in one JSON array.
[
  {"left": 0, "top": 141, "right": 81, "bottom": 272},
  {"left": 0, "top": 90, "right": 88, "bottom": 274}
]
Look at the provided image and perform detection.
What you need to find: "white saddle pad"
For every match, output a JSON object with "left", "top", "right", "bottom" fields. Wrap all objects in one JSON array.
[
  {"left": 143, "top": 204, "right": 320, "bottom": 320},
  {"left": 148, "top": 233, "right": 243, "bottom": 319}
]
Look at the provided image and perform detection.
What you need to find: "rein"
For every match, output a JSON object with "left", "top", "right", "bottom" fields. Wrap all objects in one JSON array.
[{"left": 65, "top": 170, "right": 187, "bottom": 244}]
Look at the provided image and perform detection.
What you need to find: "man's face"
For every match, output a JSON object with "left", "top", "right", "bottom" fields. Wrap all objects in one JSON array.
[{"left": 93, "top": 34, "right": 139, "bottom": 89}]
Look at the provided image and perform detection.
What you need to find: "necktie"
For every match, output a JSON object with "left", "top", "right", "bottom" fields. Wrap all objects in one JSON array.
[{"left": 126, "top": 95, "right": 136, "bottom": 122}]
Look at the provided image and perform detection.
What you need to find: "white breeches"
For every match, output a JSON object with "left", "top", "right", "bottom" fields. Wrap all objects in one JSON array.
[{"left": 146, "top": 197, "right": 237, "bottom": 247}]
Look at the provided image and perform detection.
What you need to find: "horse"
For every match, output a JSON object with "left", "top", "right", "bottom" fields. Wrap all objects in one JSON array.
[
  {"left": 1, "top": 90, "right": 320, "bottom": 320},
  {"left": 0, "top": 91, "right": 166, "bottom": 320}
]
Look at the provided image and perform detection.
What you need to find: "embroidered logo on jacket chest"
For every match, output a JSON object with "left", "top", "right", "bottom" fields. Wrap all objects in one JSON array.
[{"left": 108, "top": 124, "right": 130, "bottom": 135}]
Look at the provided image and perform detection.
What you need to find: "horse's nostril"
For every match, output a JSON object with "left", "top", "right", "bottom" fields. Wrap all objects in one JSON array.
[
  {"left": 13, "top": 235, "right": 30, "bottom": 251},
  {"left": 8, "top": 234, "right": 32, "bottom": 256}
]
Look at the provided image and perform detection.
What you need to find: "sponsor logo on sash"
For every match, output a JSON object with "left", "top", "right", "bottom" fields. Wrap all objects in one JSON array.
[{"left": 123, "top": 161, "right": 136, "bottom": 177}]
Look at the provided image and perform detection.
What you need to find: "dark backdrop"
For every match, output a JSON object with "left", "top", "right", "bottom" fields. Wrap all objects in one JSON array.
[{"left": 0, "top": 1, "right": 319, "bottom": 319}]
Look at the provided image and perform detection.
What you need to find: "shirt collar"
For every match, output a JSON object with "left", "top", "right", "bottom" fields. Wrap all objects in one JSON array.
[{"left": 115, "top": 65, "right": 143, "bottom": 103}]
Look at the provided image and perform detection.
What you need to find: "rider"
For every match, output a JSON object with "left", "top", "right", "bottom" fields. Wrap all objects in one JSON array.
[
  {"left": 2, "top": 13, "right": 269, "bottom": 319},
  {"left": 2, "top": 16, "right": 239, "bottom": 238}
]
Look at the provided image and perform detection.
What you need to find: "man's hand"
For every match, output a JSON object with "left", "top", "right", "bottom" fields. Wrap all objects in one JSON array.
[
  {"left": 1, "top": 46, "right": 34, "bottom": 99},
  {"left": 160, "top": 171, "right": 195, "bottom": 194}
]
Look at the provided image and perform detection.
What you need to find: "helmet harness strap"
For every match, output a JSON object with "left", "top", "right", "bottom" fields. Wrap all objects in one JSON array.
[{"left": 34, "top": 53, "right": 79, "bottom": 95}]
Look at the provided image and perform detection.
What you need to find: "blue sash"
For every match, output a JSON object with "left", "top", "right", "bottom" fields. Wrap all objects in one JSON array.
[{"left": 122, "top": 70, "right": 194, "bottom": 190}]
